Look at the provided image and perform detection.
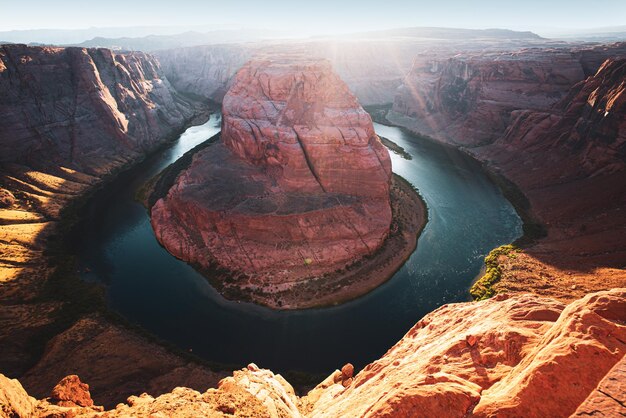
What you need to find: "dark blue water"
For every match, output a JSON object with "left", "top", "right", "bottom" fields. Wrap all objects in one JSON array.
[{"left": 71, "top": 114, "right": 522, "bottom": 374}]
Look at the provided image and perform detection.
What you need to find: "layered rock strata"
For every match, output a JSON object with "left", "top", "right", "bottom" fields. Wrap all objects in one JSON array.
[
  {"left": 389, "top": 42, "right": 626, "bottom": 146},
  {"left": 389, "top": 44, "right": 626, "bottom": 301},
  {"left": 0, "top": 44, "right": 216, "bottom": 402},
  {"left": 2, "top": 289, "right": 624, "bottom": 417},
  {"left": 473, "top": 57, "right": 626, "bottom": 300},
  {"left": 151, "top": 58, "right": 423, "bottom": 308}
]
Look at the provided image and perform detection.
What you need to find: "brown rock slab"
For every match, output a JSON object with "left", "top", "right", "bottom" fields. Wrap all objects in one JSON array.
[{"left": 50, "top": 375, "right": 94, "bottom": 407}]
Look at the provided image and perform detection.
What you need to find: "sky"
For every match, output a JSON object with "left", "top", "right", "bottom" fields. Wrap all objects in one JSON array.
[{"left": 2, "top": 0, "right": 625, "bottom": 35}]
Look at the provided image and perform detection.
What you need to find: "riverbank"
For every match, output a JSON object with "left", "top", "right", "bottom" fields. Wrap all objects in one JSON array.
[
  {"left": 145, "top": 133, "right": 428, "bottom": 310},
  {"left": 382, "top": 106, "right": 626, "bottom": 302},
  {"left": 0, "top": 109, "right": 236, "bottom": 406}
]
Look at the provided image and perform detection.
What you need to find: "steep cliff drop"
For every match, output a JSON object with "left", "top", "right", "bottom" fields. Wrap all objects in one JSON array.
[
  {"left": 2, "top": 289, "right": 624, "bottom": 417},
  {"left": 388, "top": 44, "right": 626, "bottom": 301},
  {"left": 0, "top": 45, "right": 221, "bottom": 403},
  {"left": 473, "top": 57, "right": 626, "bottom": 299},
  {"left": 150, "top": 57, "right": 426, "bottom": 309}
]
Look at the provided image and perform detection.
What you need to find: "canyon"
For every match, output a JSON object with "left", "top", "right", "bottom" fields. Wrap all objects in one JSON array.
[
  {"left": 150, "top": 57, "right": 425, "bottom": 308},
  {"left": 0, "top": 34, "right": 625, "bottom": 418},
  {"left": 389, "top": 43, "right": 626, "bottom": 302},
  {"left": 0, "top": 44, "right": 224, "bottom": 404}
]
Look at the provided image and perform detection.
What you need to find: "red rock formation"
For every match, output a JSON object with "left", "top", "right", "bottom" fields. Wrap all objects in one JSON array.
[
  {"left": 389, "top": 44, "right": 626, "bottom": 301},
  {"left": 151, "top": 58, "right": 393, "bottom": 307},
  {"left": 0, "top": 45, "right": 210, "bottom": 397},
  {"left": 2, "top": 289, "right": 624, "bottom": 417},
  {"left": 0, "top": 44, "right": 198, "bottom": 176},
  {"left": 390, "top": 43, "right": 626, "bottom": 146},
  {"left": 221, "top": 58, "right": 391, "bottom": 197},
  {"left": 307, "top": 289, "right": 626, "bottom": 417},
  {"left": 473, "top": 58, "right": 626, "bottom": 299},
  {"left": 50, "top": 375, "right": 93, "bottom": 407}
]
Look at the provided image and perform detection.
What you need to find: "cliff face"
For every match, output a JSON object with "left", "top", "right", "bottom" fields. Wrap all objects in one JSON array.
[
  {"left": 220, "top": 58, "right": 392, "bottom": 197},
  {"left": 0, "top": 44, "right": 198, "bottom": 175},
  {"left": 389, "top": 44, "right": 626, "bottom": 301},
  {"left": 473, "top": 58, "right": 626, "bottom": 299},
  {"left": 3, "top": 289, "right": 624, "bottom": 417},
  {"left": 155, "top": 44, "right": 254, "bottom": 103},
  {"left": 389, "top": 43, "right": 626, "bottom": 146},
  {"left": 155, "top": 40, "right": 417, "bottom": 106},
  {"left": 151, "top": 57, "right": 398, "bottom": 308},
  {"left": 0, "top": 45, "right": 212, "bottom": 396}
]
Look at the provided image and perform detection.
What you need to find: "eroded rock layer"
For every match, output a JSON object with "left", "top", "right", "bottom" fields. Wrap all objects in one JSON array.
[
  {"left": 0, "top": 44, "right": 211, "bottom": 396},
  {"left": 151, "top": 58, "right": 394, "bottom": 306},
  {"left": 389, "top": 42, "right": 626, "bottom": 147},
  {"left": 2, "top": 289, "right": 624, "bottom": 417},
  {"left": 389, "top": 44, "right": 626, "bottom": 301}
]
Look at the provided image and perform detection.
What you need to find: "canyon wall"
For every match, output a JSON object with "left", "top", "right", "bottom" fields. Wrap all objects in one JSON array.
[
  {"left": 155, "top": 38, "right": 552, "bottom": 107},
  {"left": 389, "top": 44, "right": 626, "bottom": 300},
  {"left": 389, "top": 43, "right": 626, "bottom": 146},
  {"left": 2, "top": 289, "right": 624, "bottom": 417},
  {"left": 155, "top": 40, "right": 418, "bottom": 105},
  {"left": 0, "top": 44, "right": 199, "bottom": 176},
  {"left": 0, "top": 44, "right": 220, "bottom": 404},
  {"left": 473, "top": 57, "right": 626, "bottom": 299},
  {"left": 155, "top": 44, "right": 254, "bottom": 102}
]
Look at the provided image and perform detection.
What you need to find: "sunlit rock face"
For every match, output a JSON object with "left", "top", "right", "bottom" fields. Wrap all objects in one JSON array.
[
  {"left": 0, "top": 44, "right": 197, "bottom": 176},
  {"left": 3, "top": 289, "right": 625, "bottom": 417},
  {"left": 307, "top": 289, "right": 626, "bottom": 418},
  {"left": 389, "top": 43, "right": 626, "bottom": 147},
  {"left": 221, "top": 58, "right": 392, "bottom": 197},
  {"left": 151, "top": 57, "right": 392, "bottom": 297}
]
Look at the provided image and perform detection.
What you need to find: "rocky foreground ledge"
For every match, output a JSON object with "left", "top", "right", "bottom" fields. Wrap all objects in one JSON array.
[
  {"left": 3, "top": 289, "right": 624, "bottom": 417},
  {"left": 150, "top": 57, "right": 426, "bottom": 309}
]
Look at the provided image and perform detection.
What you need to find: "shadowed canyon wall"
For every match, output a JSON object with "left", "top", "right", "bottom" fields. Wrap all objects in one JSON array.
[{"left": 0, "top": 44, "right": 223, "bottom": 405}]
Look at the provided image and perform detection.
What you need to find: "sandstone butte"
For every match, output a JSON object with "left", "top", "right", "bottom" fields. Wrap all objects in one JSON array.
[
  {"left": 1, "top": 289, "right": 624, "bottom": 417},
  {"left": 150, "top": 57, "right": 425, "bottom": 309}
]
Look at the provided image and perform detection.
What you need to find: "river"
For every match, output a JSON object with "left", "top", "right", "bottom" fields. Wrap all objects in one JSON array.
[{"left": 70, "top": 113, "right": 522, "bottom": 375}]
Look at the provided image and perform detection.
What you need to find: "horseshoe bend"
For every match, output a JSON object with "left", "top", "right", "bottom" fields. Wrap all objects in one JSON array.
[
  {"left": 1, "top": 12, "right": 626, "bottom": 418},
  {"left": 149, "top": 57, "right": 426, "bottom": 308}
]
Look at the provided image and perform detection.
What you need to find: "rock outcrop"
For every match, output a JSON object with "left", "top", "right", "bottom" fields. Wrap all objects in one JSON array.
[
  {"left": 49, "top": 375, "right": 94, "bottom": 407},
  {"left": 151, "top": 57, "right": 404, "bottom": 308},
  {"left": 19, "top": 315, "right": 225, "bottom": 408},
  {"left": 2, "top": 289, "right": 624, "bottom": 417}
]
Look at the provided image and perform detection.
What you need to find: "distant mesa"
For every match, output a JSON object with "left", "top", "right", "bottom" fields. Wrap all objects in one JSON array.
[{"left": 150, "top": 56, "right": 425, "bottom": 308}]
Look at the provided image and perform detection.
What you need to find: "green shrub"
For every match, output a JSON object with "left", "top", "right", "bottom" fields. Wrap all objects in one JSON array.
[{"left": 470, "top": 244, "right": 519, "bottom": 301}]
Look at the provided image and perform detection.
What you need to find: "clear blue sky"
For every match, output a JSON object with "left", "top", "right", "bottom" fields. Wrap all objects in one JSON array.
[{"left": 2, "top": 0, "right": 625, "bottom": 33}]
